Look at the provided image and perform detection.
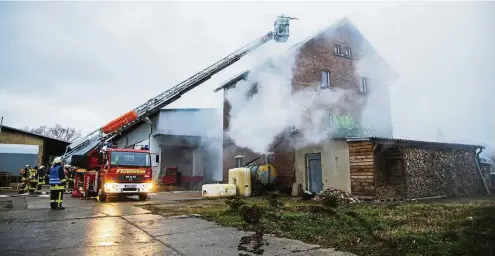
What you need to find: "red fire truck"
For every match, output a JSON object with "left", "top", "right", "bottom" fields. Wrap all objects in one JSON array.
[{"left": 71, "top": 142, "right": 155, "bottom": 202}]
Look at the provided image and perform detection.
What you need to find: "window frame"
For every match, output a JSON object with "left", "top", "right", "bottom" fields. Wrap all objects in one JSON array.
[
  {"left": 327, "top": 112, "right": 335, "bottom": 129},
  {"left": 333, "top": 44, "right": 341, "bottom": 54},
  {"left": 345, "top": 47, "right": 352, "bottom": 57},
  {"left": 321, "top": 70, "right": 331, "bottom": 89},
  {"left": 359, "top": 77, "right": 368, "bottom": 93}
]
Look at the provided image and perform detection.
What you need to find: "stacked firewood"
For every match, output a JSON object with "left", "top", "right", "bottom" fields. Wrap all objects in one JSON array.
[
  {"left": 404, "top": 148, "right": 449, "bottom": 198},
  {"left": 375, "top": 186, "right": 396, "bottom": 199},
  {"left": 312, "top": 187, "right": 360, "bottom": 204},
  {"left": 404, "top": 148, "right": 485, "bottom": 198}
]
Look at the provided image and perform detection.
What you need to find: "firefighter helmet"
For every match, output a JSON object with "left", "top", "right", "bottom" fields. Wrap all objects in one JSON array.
[{"left": 52, "top": 157, "right": 62, "bottom": 165}]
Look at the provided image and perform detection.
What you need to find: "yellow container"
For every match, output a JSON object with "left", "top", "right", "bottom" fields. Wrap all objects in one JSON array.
[
  {"left": 201, "top": 184, "right": 237, "bottom": 198},
  {"left": 228, "top": 167, "right": 252, "bottom": 197}
]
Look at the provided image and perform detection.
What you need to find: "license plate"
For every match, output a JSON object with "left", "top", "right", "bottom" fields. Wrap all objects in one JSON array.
[{"left": 124, "top": 184, "right": 137, "bottom": 188}]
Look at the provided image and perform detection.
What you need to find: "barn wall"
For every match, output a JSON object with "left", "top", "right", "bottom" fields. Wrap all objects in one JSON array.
[{"left": 0, "top": 129, "right": 44, "bottom": 166}]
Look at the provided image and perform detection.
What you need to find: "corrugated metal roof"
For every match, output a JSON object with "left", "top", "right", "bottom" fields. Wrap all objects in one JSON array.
[{"left": 346, "top": 136, "right": 485, "bottom": 149}]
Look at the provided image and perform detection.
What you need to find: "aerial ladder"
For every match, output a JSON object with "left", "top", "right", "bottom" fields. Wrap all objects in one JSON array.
[{"left": 62, "top": 15, "right": 297, "bottom": 164}]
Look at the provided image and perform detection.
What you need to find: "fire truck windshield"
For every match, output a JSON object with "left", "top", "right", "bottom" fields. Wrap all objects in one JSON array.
[{"left": 110, "top": 152, "right": 151, "bottom": 167}]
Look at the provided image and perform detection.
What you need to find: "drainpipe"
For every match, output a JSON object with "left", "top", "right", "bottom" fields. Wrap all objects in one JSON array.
[
  {"left": 475, "top": 147, "right": 490, "bottom": 195},
  {"left": 144, "top": 117, "right": 153, "bottom": 151},
  {"left": 119, "top": 132, "right": 129, "bottom": 148}
]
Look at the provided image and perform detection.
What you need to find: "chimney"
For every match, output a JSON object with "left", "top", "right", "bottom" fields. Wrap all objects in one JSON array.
[
  {"left": 235, "top": 155, "right": 244, "bottom": 168},
  {"left": 265, "top": 152, "right": 274, "bottom": 165}
]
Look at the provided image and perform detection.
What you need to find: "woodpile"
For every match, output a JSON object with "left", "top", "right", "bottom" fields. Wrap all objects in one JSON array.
[
  {"left": 404, "top": 148, "right": 484, "bottom": 198},
  {"left": 375, "top": 186, "right": 396, "bottom": 199},
  {"left": 347, "top": 139, "right": 488, "bottom": 200},
  {"left": 313, "top": 187, "right": 360, "bottom": 204},
  {"left": 374, "top": 146, "right": 407, "bottom": 198}
]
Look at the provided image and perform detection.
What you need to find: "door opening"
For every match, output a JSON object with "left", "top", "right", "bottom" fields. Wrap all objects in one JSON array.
[{"left": 306, "top": 153, "right": 323, "bottom": 193}]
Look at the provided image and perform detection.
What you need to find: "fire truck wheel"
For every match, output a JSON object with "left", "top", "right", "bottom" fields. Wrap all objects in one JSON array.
[
  {"left": 97, "top": 189, "right": 107, "bottom": 203},
  {"left": 138, "top": 193, "right": 148, "bottom": 201}
]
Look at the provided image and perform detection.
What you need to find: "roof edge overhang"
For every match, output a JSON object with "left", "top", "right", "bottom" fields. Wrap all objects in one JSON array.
[{"left": 344, "top": 136, "right": 485, "bottom": 150}]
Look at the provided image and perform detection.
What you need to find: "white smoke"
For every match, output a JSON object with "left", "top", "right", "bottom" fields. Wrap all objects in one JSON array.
[
  {"left": 225, "top": 50, "right": 298, "bottom": 154},
  {"left": 225, "top": 42, "right": 366, "bottom": 154}
]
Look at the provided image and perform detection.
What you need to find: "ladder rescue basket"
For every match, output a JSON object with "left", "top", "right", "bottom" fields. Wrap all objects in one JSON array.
[{"left": 102, "top": 110, "right": 138, "bottom": 134}]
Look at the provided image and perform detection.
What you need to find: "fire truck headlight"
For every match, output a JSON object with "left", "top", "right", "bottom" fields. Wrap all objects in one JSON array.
[
  {"left": 145, "top": 183, "right": 153, "bottom": 190},
  {"left": 104, "top": 183, "right": 116, "bottom": 190}
]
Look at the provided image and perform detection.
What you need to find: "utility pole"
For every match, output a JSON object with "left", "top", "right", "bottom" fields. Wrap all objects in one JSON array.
[{"left": 0, "top": 116, "right": 3, "bottom": 134}]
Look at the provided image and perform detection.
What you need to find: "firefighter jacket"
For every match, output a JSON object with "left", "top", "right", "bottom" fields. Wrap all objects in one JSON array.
[
  {"left": 49, "top": 164, "right": 66, "bottom": 186},
  {"left": 20, "top": 169, "right": 27, "bottom": 179},
  {"left": 28, "top": 168, "right": 37, "bottom": 180},
  {"left": 37, "top": 168, "right": 46, "bottom": 179}
]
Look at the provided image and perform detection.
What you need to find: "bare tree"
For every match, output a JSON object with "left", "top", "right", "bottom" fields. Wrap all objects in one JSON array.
[{"left": 24, "top": 124, "right": 82, "bottom": 142}]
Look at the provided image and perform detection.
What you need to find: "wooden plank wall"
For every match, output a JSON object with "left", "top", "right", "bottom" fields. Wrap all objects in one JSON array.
[{"left": 348, "top": 141, "right": 376, "bottom": 196}]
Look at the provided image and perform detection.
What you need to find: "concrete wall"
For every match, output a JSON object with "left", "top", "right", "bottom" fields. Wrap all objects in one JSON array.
[
  {"left": 157, "top": 108, "right": 222, "bottom": 138},
  {"left": 0, "top": 129, "right": 44, "bottom": 166},
  {"left": 294, "top": 139, "right": 351, "bottom": 193}
]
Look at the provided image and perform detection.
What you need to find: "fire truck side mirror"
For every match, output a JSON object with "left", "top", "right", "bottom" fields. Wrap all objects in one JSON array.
[{"left": 155, "top": 155, "right": 159, "bottom": 163}]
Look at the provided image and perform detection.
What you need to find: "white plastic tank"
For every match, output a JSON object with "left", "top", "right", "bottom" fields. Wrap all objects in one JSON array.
[{"left": 201, "top": 184, "right": 236, "bottom": 198}]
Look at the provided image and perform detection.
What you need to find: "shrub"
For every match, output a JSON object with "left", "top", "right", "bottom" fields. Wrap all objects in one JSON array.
[
  {"left": 225, "top": 196, "right": 246, "bottom": 213},
  {"left": 321, "top": 195, "right": 339, "bottom": 208}
]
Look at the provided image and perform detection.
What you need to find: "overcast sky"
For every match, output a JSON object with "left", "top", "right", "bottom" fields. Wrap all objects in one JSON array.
[{"left": 0, "top": 1, "right": 494, "bottom": 152}]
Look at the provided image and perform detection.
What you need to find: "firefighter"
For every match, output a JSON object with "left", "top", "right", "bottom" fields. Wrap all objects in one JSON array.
[
  {"left": 36, "top": 165, "right": 46, "bottom": 194},
  {"left": 64, "top": 165, "right": 74, "bottom": 193},
  {"left": 49, "top": 157, "right": 66, "bottom": 210},
  {"left": 19, "top": 166, "right": 29, "bottom": 194},
  {"left": 28, "top": 166, "right": 38, "bottom": 194}
]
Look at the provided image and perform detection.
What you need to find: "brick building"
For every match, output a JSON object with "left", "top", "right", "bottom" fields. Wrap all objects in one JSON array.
[
  {"left": 214, "top": 18, "right": 399, "bottom": 193},
  {"left": 0, "top": 125, "right": 69, "bottom": 176}
]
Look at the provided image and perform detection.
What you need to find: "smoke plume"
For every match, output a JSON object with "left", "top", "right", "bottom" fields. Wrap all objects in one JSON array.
[{"left": 225, "top": 34, "right": 368, "bottom": 154}]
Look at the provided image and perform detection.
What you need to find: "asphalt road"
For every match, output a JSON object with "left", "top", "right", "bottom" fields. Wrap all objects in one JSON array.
[{"left": 0, "top": 191, "right": 355, "bottom": 256}]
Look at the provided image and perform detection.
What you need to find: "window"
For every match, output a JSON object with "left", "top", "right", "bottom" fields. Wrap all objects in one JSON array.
[
  {"left": 359, "top": 77, "right": 368, "bottom": 93},
  {"left": 345, "top": 47, "right": 352, "bottom": 57},
  {"left": 333, "top": 44, "right": 341, "bottom": 54},
  {"left": 327, "top": 113, "right": 334, "bottom": 129},
  {"left": 110, "top": 152, "right": 151, "bottom": 167},
  {"left": 321, "top": 70, "right": 331, "bottom": 88}
]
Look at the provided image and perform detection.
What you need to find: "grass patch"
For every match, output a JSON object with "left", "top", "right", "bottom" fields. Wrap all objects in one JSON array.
[{"left": 143, "top": 196, "right": 495, "bottom": 256}]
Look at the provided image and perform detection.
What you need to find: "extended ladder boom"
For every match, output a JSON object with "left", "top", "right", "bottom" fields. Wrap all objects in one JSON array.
[{"left": 63, "top": 15, "right": 296, "bottom": 163}]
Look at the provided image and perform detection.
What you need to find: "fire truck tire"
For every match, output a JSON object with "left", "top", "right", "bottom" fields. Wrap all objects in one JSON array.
[
  {"left": 97, "top": 189, "right": 107, "bottom": 203},
  {"left": 138, "top": 193, "right": 148, "bottom": 201}
]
